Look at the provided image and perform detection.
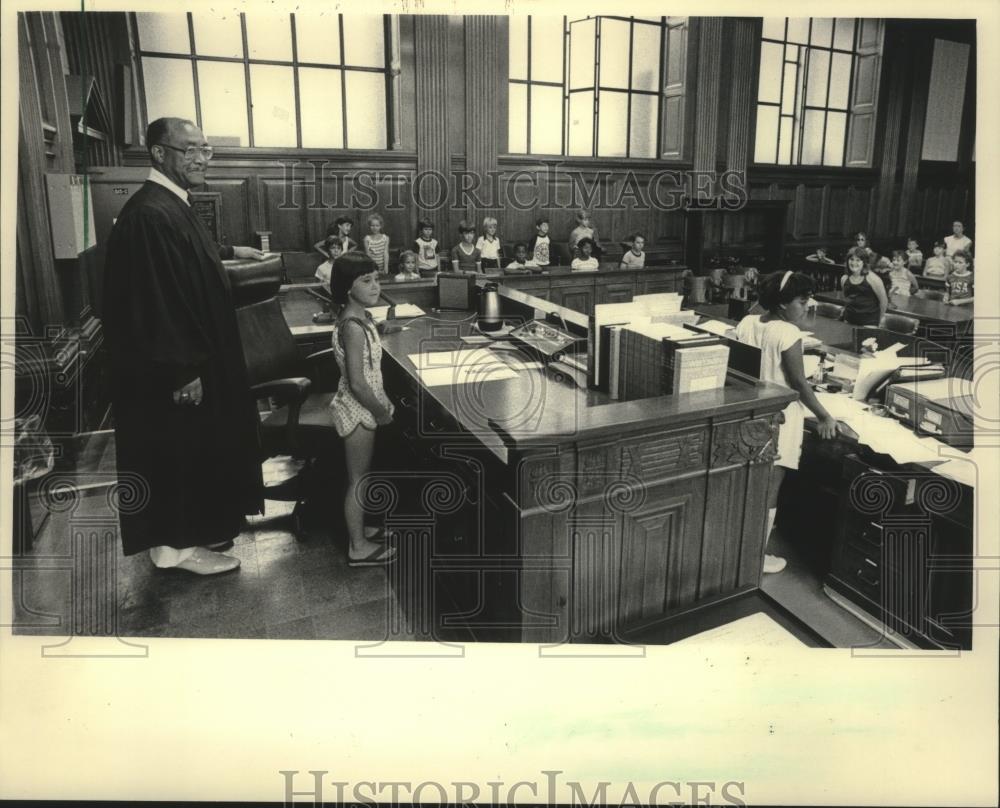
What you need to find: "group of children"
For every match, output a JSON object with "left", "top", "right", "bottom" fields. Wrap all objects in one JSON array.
[
  {"left": 805, "top": 226, "right": 974, "bottom": 321},
  {"left": 314, "top": 210, "right": 653, "bottom": 283}
]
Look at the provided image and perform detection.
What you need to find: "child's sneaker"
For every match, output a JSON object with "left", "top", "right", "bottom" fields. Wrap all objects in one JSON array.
[{"left": 763, "top": 554, "right": 787, "bottom": 574}]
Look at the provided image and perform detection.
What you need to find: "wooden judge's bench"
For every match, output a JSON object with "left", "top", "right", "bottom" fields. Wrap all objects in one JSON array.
[{"left": 270, "top": 268, "right": 820, "bottom": 645}]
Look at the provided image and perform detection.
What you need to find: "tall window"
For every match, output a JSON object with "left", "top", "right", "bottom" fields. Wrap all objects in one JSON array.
[
  {"left": 754, "top": 18, "right": 861, "bottom": 166},
  {"left": 136, "top": 12, "right": 391, "bottom": 149},
  {"left": 508, "top": 16, "right": 666, "bottom": 158}
]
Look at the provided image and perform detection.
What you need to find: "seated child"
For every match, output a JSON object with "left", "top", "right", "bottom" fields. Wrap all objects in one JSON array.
[
  {"left": 905, "top": 237, "right": 924, "bottom": 272},
  {"left": 451, "top": 221, "right": 482, "bottom": 274},
  {"left": 528, "top": 217, "right": 552, "bottom": 267},
  {"left": 944, "top": 251, "right": 974, "bottom": 305},
  {"left": 923, "top": 240, "right": 953, "bottom": 279},
  {"left": 315, "top": 216, "right": 357, "bottom": 258},
  {"left": 413, "top": 218, "right": 440, "bottom": 274},
  {"left": 805, "top": 246, "right": 836, "bottom": 264},
  {"left": 476, "top": 217, "right": 504, "bottom": 270},
  {"left": 872, "top": 256, "right": 893, "bottom": 289},
  {"left": 504, "top": 242, "right": 537, "bottom": 273},
  {"left": 568, "top": 209, "right": 602, "bottom": 258},
  {"left": 619, "top": 233, "right": 646, "bottom": 269},
  {"left": 571, "top": 237, "right": 600, "bottom": 271},
  {"left": 394, "top": 249, "right": 420, "bottom": 281},
  {"left": 887, "top": 250, "right": 919, "bottom": 297},
  {"left": 314, "top": 237, "right": 344, "bottom": 285}
]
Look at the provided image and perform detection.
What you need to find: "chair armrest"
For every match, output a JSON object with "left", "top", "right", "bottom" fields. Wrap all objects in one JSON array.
[
  {"left": 252, "top": 377, "right": 311, "bottom": 451},
  {"left": 303, "top": 349, "right": 342, "bottom": 392},
  {"left": 251, "top": 377, "right": 311, "bottom": 404}
]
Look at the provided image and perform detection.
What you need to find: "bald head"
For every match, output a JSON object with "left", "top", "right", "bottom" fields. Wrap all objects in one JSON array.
[
  {"left": 146, "top": 117, "right": 196, "bottom": 158},
  {"left": 146, "top": 117, "right": 210, "bottom": 190}
]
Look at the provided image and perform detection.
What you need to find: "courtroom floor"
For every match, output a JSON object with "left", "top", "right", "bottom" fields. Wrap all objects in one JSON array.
[{"left": 12, "top": 434, "right": 889, "bottom": 647}]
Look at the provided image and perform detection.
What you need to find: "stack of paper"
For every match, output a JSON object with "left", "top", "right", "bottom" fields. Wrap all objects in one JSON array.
[
  {"left": 367, "top": 303, "right": 425, "bottom": 323},
  {"left": 408, "top": 348, "right": 518, "bottom": 387}
]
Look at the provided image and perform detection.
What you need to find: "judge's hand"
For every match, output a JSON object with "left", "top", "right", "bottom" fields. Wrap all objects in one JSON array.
[
  {"left": 233, "top": 246, "right": 266, "bottom": 260},
  {"left": 173, "top": 377, "right": 203, "bottom": 406}
]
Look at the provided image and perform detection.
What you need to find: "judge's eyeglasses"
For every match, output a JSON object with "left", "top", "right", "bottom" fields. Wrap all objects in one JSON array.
[{"left": 157, "top": 143, "right": 214, "bottom": 160}]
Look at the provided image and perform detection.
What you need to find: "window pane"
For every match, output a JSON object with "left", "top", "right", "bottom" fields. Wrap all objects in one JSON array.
[
  {"left": 569, "top": 18, "right": 595, "bottom": 89},
  {"left": 778, "top": 116, "right": 793, "bottom": 164},
  {"left": 786, "top": 18, "right": 809, "bottom": 45},
  {"left": 806, "top": 49, "right": 830, "bottom": 106},
  {"left": 810, "top": 18, "right": 833, "bottom": 48},
  {"left": 531, "top": 16, "right": 564, "bottom": 82},
  {"left": 801, "top": 109, "right": 824, "bottom": 165},
  {"left": 833, "top": 18, "right": 856, "bottom": 51},
  {"left": 781, "top": 62, "right": 798, "bottom": 115},
  {"left": 530, "top": 85, "right": 563, "bottom": 155},
  {"left": 343, "top": 15, "right": 385, "bottom": 68},
  {"left": 141, "top": 57, "right": 196, "bottom": 124},
  {"left": 299, "top": 67, "right": 343, "bottom": 148},
  {"left": 197, "top": 61, "right": 248, "bottom": 144},
  {"left": 246, "top": 14, "right": 292, "bottom": 61},
  {"left": 567, "top": 90, "right": 593, "bottom": 155},
  {"left": 761, "top": 18, "right": 785, "bottom": 41},
  {"left": 295, "top": 15, "right": 341, "bottom": 65},
  {"left": 597, "top": 91, "right": 627, "bottom": 157},
  {"left": 136, "top": 13, "right": 190, "bottom": 54},
  {"left": 629, "top": 93, "right": 657, "bottom": 158},
  {"left": 509, "top": 16, "right": 528, "bottom": 80},
  {"left": 754, "top": 105, "right": 779, "bottom": 163},
  {"left": 758, "top": 42, "right": 783, "bottom": 103},
  {"left": 784, "top": 43, "right": 799, "bottom": 61},
  {"left": 191, "top": 13, "right": 243, "bottom": 58},
  {"left": 508, "top": 82, "right": 527, "bottom": 153},
  {"left": 599, "top": 18, "right": 630, "bottom": 89},
  {"left": 823, "top": 110, "right": 846, "bottom": 166},
  {"left": 345, "top": 70, "right": 386, "bottom": 148},
  {"left": 631, "top": 22, "right": 661, "bottom": 92},
  {"left": 828, "top": 52, "right": 852, "bottom": 108},
  {"left": 250, "top": 64, "right": 296, "bottom": 146}
]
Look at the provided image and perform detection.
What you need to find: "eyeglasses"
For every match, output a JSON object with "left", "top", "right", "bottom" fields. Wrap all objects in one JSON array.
[{"left": 156, "top": 143, "right": 214, "bottom": 160}]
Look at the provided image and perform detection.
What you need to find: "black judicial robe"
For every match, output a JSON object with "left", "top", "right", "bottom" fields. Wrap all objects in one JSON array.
[{"left": 103, "top": 182, "right": 263, "bottom": 555}]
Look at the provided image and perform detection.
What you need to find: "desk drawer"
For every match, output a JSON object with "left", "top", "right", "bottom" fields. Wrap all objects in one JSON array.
[{"left": 832, "top": 541, "right": 883, "bottom": 603}]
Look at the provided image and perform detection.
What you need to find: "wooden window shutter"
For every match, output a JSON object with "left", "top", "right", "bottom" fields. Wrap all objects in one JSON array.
[
  {"left": 660, "top": 16, "right": 688, "bottom": 160},
  {"left": 844, "top": 18, "right": 885, "bottom": 167}
]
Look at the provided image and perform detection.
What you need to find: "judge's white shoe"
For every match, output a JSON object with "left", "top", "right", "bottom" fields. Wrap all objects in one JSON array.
[
  {"left": 165, "top": 547, "right": 241, "bottom": 576},
  {"left": 763, "top": 553, "right": 787, "bottom": 574}
]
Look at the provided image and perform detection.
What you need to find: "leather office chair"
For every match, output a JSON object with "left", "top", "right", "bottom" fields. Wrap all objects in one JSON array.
[
  {"left": 231, "top": 272, "right": 343, "bottom": 535},
  {"left": 812, "top": 301, "right": 845, "bottom": 320},
  {"left": 882, "top": 313, "right": 920, "bottom": 336}
]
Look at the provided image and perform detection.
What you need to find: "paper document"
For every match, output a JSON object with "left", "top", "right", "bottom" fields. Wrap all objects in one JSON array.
[
  {"left": 409, "top": 348, "right": 495, "bottom": 369},
  {"left": 694, "top": 319, "right": 736, "bottom": 337},
  {"left": 416, "top": 363, "right": 518, "bottom": 387},
  {"left": 367, "top": 303, "right": 425, "bottom": 323}
]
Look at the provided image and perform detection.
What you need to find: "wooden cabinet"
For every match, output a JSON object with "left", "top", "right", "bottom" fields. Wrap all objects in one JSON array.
[
  {"left": 826, "top": 453, "right": 973, "bottom": 649},
  {"left": 596, "top": 280, "right": 635, "bottom": 305}
]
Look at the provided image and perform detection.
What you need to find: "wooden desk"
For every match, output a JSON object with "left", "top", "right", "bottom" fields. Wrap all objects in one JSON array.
[
  {"left": 697, "top": 304, "right": 858, "bottom": 351},
  {"left": 815, "top": 290, "right": 973, "bottom": 329},
  {"left": 278, "top": 283, "right": 799, "bottom": 643}
]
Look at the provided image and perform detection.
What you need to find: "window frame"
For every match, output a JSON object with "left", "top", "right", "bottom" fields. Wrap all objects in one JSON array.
[
  {"left": 752, "top": 17, "right": 863, "bottom": 168},
  {"left": 507, "top": 14, "right": 668, "bottom": 160},
  {"left": 133, "top": 11, "right": 395, "bottom": 152}
]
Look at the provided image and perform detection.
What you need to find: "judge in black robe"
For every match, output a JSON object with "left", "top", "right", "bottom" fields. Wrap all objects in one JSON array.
[{"left": 103, "top": 117, "right": 264, "bottom": 565}]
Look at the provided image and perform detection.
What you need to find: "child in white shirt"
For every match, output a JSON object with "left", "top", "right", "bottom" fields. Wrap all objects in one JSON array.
[
  {"left": 475, "top": 217, "right": 503, "bottom": 270},
  {"left": 619, "top": 233, "right": 646, "bottom": 269},
  {"left": 571, "top": 238, "right": 599, "bottom": 271}
]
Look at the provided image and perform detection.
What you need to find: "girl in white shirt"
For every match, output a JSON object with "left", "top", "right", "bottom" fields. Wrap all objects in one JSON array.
[
  {"left": 571, "top": 237, "right": 600, "bottom": 271},
  {"left": 476, "top": 216, "right": 503, "bottom": 270},
  {"left": 735, "top": 270, "right": 839, "bottom": 574}
]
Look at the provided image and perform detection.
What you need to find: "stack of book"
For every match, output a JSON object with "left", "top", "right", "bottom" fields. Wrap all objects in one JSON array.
[{"left": 610, "top": 322, "right": 730, "bottom": 401}]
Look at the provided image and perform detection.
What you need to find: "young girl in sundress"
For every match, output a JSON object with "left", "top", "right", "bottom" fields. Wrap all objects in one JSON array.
[{"left": 329, "top": 252, "right": 397, "bottom": 567}]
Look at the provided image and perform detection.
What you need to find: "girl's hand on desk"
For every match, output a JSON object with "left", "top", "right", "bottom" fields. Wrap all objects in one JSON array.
[{"left": 817, "top": 415, "right": 839, "bottom": 439}]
